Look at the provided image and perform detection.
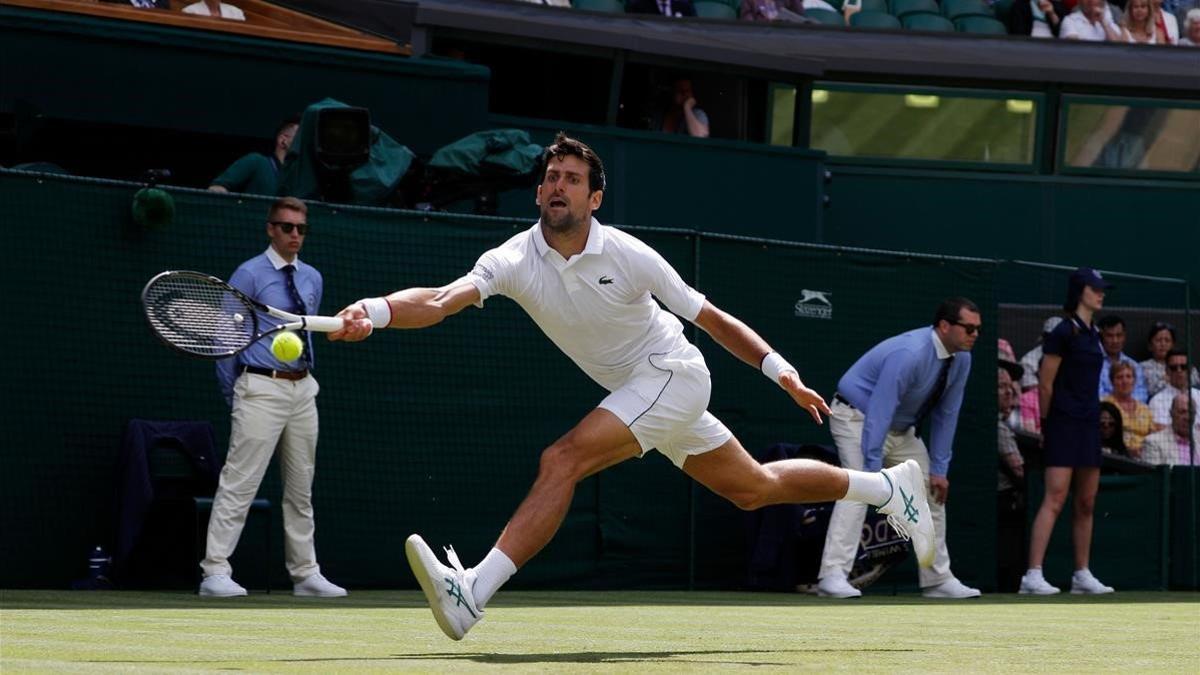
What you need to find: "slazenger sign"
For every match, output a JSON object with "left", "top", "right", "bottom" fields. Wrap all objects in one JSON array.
[{"left": 794, "top": 289, "right": 832, "bottom": 320}]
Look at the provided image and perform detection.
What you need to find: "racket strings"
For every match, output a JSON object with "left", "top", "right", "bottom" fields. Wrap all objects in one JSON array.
[{"left": 143, "top": 276, "right": 256, "bottom": 357}]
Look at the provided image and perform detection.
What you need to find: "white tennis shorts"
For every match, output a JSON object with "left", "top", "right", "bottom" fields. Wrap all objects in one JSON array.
[{"left": 599, "top": 342, "right": 732, "bottom": 468}]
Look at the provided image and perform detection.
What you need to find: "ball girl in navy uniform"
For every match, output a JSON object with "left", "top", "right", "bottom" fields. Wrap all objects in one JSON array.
[{"left": 1020, "top": 267, "right": 1116, "bottom": 595}]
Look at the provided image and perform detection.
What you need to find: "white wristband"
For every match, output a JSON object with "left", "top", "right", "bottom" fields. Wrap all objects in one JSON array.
[
  {"left": 761, "top": 352, "right": 797, "bottom": 385},
  {"left": 357, "top": 297, "right": 391, "bottom": 331}
]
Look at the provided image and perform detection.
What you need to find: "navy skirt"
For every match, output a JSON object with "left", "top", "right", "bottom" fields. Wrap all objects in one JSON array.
[{"left": 1043, "top": 414, "right": 1102, "bottom": 468}]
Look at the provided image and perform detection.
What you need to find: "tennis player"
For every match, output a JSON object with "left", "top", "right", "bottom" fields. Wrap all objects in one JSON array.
[{"left": 330, "top": 134, "right": 934, "bottom": 640}]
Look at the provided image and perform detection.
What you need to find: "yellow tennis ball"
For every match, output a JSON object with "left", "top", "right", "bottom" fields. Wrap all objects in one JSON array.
[{"left": 271, "top": 331, "right": 304, "bottom": 362}]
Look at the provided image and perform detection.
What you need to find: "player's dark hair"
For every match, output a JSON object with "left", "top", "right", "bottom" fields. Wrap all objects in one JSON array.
[
  {"left": 540, "top": 132, "right": 606, "bottom": 194},
  {"left": 933, "top": 297, "right": 979, "bottom": 328},
  {"left": 1097, "top": 315, "right": 1125, "bottom": 331}
]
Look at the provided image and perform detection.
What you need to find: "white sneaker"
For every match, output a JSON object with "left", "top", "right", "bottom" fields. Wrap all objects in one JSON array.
[
  {"left": 816, "top": 575, "right": 862, "bottom": 598},
  {"left": 1071, "top": 569, "right": 1115, "bottom": 595},
  {"left": 922, "top": 577, "right": 981, "bottom": 599},
  {"left": 198, "top": 574, "right": 247, "bottom": 597},
  {"left": 877, "top": 460, "right": 935, "bottom": 568},
  {"left": 405, "top": 534, "right": 483, "bottom": 641},
  {"left": 293, "top": 572, "right": 348, "bottom": 597},
  {"left": 1018, "top": 570, "right": 1061, "bottom": 595}
]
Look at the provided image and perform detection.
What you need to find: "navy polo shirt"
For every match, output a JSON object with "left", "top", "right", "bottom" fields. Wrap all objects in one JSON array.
[{"left": 1043, "top": 314, "right": 1103, "bottom": 420}]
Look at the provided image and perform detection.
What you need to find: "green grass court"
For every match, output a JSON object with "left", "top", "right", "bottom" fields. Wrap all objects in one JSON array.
[{"left": 2, "top": 590, "right": 1197, "bottom": 672}]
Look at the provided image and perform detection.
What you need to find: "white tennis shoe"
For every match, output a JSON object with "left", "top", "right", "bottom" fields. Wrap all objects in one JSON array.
[
  {"left": 406, "top": 534, "right": 483, "bottom": 640},
  {"left": 877, "top": 460, "right": 936, "bottom": 568},
  {"left": 816, "top": 574, "right": 862, "bottom": 598},
  {"left": 922, "top": 577, "right": 981, "bottom": 599},
  {"left": 198, "top": 574, "right": 247, "bottom": 597},
  {"left": 293, "top": 572, "right": 347, "bottom": 597},
  {"left": 1071, "top": 569, "right": 1115, "bottom": 595},
  {"left": 1018, "top": 569, "right": 1061, "bottom": 595}
]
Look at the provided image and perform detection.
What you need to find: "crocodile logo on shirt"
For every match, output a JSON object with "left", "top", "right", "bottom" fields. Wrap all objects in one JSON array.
[{"left": 599, "top": 276, "right": 614, "bottom": 285}]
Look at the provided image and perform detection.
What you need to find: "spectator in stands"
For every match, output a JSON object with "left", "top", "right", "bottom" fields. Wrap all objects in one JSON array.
[
  {"left": 1098, "top": 402, "right": 1129, "bottom": 456},
  {"left": 182, "top": 0, "right": 246, "bottom": 21},
  {"left": 1010, "top": 0, "right": 1068, "bottom": 37},
  {"left": 1179, "top": 7, "right": 1200, "bottom": 43},
  {"left": 1141, "top": 322, "right": 1199, "bottom": 396},
  {"left": 1148, "top": 349, "right": 1200, "bottom": 432},
  {"left": 1150, "top": 0, "right": 1181, "bottom": 41},
  {"left": 998, "top": 353, "right": 1029, "bottom": 593},
  {"left": 1020, "top": 267, "right": 1115, "bottom": 595},
  {"left": 109, "top": 0, "right": 170, "bottom": 8},
  {"left": 1097, "top": 315, "right": 1147, "bottom": 402},
  {"left": 741, "top": 0, "right": 808, "bottom": 21},
  {"left": 1122, "top": 0, "right": 1162, "bottom": 40},
  {"left": 998, "top": 355, "right": 1026, "bottom": 488},
  {"left": 999, "top": 339, "right": 1023, "bottom": 427},
  {"left": 1061, "top": 0, "right": 1128, "bottom": 39},
  {"left": 1016, "top": 317, "right": 1062, "bottom": 434},
  {"left": 1018, "top": 377, "right": 1043, "bottom": 433},
  {"left": 209, "top": 117, "right": 299, "bottom": 195},
  {"left": 660, "top": 78, "right": 711, "bottom": 138},
  {"left": 1020, "top": 317, "right": 1061, "bottom": 393},
  {"left": 1101, "top": 363, "right": 1158, "bottom": 457},
  {"left": 1141, "top": 393, "right": 1198, "bottom": 466},
  {"left": 628, "top": 0, "right": 697, "bottom": 16}
]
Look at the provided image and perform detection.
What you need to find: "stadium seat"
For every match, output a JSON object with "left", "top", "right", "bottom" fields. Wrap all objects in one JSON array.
[
  {"left": 902, "top": 12, "right": 955, "bottom": 30},
  {"left": 890, "top": 0, "right": 940, "bottom": 19},
  {"left": 694, "top": 0, "right": 739, "bottom": 18},
  {"left": 991, "top": 0, "right": 1016, "bottom": 24},
  {"left": 806, "top": 8, "right": 846, "bottom": 25},
  {"left": 940, "top": 0, "right": 995, "bottom": 20},
  {"left": 572, "top": 0, "right": 626, "bottom": 12},
  {"left": 955, "top": 15, "right": 1008, "bottom": 33},
  {"left": 850, "top": 10, "right": 903, "bottom": 28},
  {"left": 858, "top": 0, "right": 891, "bottom": 13}
]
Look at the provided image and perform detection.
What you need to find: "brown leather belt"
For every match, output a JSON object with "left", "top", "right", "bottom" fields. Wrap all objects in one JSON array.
[{"left": 241, "top": 365, "right": 308, "bottom": 381}]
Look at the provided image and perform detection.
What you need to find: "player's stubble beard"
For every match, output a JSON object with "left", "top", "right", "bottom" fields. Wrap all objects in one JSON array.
[{"left": 540, "top": 201, "right": 588, "bottom": 236}]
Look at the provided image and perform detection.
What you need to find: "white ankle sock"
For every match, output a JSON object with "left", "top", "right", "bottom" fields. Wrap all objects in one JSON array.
[
  {"left": 843, "top": 470, "right": 891, "bottom": 506},
  {"left": 470, "top": 547, "right": 517, "bottom": 609}
]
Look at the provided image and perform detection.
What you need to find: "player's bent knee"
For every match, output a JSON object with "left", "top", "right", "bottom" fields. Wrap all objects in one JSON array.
[{"left": 537, "top": 442, "right": 589, "bottom": 484}]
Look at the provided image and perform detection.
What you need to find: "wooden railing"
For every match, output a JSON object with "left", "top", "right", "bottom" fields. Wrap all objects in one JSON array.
[{"left": 0, "top": 0, "right": 411, "bottom": 54}]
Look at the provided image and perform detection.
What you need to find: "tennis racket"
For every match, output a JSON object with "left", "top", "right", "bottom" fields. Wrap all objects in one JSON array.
[{"left": 141, "top": 270, "right": 355, "bottom": 359}]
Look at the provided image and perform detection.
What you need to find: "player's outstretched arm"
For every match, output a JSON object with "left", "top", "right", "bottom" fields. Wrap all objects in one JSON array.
[
  {"left": 693, "top": 301, "right": 831, "bottom": 424},
  {"left": 328, "top": 280, "right": 481, "bottom": 342}
]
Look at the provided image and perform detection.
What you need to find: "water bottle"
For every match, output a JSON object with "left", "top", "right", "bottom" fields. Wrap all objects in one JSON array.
[{"left": 88, "top": 546, "right": 111, "bottom": 584}]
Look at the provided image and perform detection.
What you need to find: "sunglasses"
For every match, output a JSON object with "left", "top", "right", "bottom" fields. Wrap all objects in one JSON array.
[
  {"left": 953, "top": 321, "right": 982, "bottom": 336},
  {"left": 270, "top": 221, "right": 309, "bottom": 235},
  {"left": 1167, "top": 364, "right": 1189, "bottom": 372}
]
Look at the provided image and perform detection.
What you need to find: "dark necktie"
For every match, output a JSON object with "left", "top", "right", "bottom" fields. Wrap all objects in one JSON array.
[
  {"left": 282, "top": 264, "right": 312, "bottom": 367},
  {"left": 915, "top": 355, "right": 953, "bottom": 429}
]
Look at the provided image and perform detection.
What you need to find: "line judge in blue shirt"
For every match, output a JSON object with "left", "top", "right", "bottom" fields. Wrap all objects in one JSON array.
[
  {"left": 817, "top": 297, "right": 981, "bottom": 599},
  {"left": 199, "top": 196, "right": 346, "bottom": 599}
]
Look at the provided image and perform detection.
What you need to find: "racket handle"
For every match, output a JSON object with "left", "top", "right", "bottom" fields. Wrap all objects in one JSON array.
[{"left": 302, "top": 315, "right": 355, "bottom": 332}]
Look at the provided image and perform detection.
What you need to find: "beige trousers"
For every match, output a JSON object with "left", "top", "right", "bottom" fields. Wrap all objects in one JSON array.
[
  {"left": 201, "top": 372, "right": 321, "bottom": 582},
  {"left": 818, "top": 399, "right": 953, "bottom": 588}
]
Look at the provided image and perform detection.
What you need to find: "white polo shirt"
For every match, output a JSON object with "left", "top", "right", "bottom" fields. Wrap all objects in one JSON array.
[
  {"left": 466, "top": 218, "right": 706, "bottom": 392},
  {"left": 1060, "top": 9, "right": 1115, "bottom": 40}
]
